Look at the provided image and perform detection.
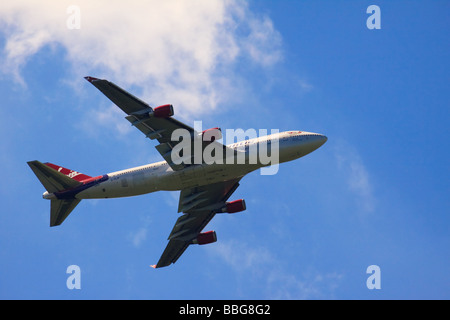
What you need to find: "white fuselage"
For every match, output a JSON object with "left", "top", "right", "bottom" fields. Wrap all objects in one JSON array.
[{"left": 75, "top": 131, "right": 327, "bottom": 200}]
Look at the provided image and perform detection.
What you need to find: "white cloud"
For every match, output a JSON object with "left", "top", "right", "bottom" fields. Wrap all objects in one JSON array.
[
  {"left": 79, "top": 104, "right": 132, "bottom": 138},
  {"left": 212, "top": 239, "right": 273, "bottom": 270},
  {"left": 130, "top": 227, "right": 147, "bottom": 248},
  {"left": 243, "top": 15, "right": 283, "bottom": 67},
  {"left": 0, "top": 0, "right": 282, "bottom": 117},
  {"left": 209, "top": 240, "right": 343, "bottom": 299},
  {"left": 128, "top": 216, "right": 152, "bottom": 248},
  {"left": 266, "top": 269, "right": 343, "bottom": 300},
  {"left": 335, "top": 140, "right": 376, "bottom": 214}
]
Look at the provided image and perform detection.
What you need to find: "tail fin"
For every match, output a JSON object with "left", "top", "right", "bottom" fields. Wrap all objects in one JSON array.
[
  {"left": 27, "top": 160, "right": 86, "bottom": 226},
  {"left": 27, "top": 161, "right": 82, "bottom": 193},
  {"left": 44, "top": 162, "right": 92, "bottom": 182}
]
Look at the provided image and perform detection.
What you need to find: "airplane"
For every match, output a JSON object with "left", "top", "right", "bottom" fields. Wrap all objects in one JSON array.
[{"left": 27, "top": 76, "right": 327, "bottom": 268}]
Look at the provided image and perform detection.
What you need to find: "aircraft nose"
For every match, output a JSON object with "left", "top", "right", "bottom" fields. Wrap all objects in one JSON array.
[
  {"left": 294, "top": 132, "right": 328, "bottom": 154},
  {"left": 312, "top": 134, "right": 327, "bottom": 150}
]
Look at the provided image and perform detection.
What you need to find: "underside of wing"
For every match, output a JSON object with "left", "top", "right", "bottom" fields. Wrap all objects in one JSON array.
[{"left": 152, "top": 179, "right": 246, "bottom": 268}]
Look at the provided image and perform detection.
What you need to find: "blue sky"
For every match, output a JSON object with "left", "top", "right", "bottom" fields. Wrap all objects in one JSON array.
[{"left": 0, "top": 1, "right": 448, "bottom": 299}]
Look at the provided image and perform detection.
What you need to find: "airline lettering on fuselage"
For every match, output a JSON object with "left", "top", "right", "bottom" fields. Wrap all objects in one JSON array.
[{"left": 171, "top": 124, "right": 280, "bottom": 167}]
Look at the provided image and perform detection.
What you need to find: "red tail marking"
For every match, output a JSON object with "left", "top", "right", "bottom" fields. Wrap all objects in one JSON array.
[
  {"left": 44, "top": 163, "right": 92, "bottom": 182},
  {"left": 84, "top": 76, "right": 100, "bottom": 83}
]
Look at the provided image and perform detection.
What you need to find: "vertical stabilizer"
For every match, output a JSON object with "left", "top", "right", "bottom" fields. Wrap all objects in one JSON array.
[{"left": 27, "top": 161, "right": 82, "bottom": 193}]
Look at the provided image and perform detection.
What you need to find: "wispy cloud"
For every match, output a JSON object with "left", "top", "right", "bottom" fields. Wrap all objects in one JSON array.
[
  {"left": 334, "top": 140, "right": 376, "bottom": 214},
  {"left": 243, "top": 15, "right": 283, "bottom": 67},
  {"left": 209, "top": 239, "right": 343, "bottom": 299},
  {"left": 128, "top": 216, "right": 152, "bottom": 248},
  {"left": 129, "top": 227, "right": 147, "bottom": 248},
  {"left": 78, "top": 104, "right": 133, "bottom": 139}
]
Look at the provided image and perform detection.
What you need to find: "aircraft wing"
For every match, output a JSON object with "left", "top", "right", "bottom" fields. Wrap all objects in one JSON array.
[
  {"left": 85, "top": 77, "right": 230, "bottom": 170},
  {"left": 152, "top": 178, "right": 241, "bottom": 268}
]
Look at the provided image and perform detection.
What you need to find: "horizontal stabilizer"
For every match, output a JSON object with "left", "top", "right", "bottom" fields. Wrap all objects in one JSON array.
[{"left": 50, "top": 198, "right": 81, "bottom": 227}]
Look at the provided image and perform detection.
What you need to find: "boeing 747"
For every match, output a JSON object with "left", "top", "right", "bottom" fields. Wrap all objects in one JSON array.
[{"left": 27, "top": 77, "right": 327, "bottom": 268}]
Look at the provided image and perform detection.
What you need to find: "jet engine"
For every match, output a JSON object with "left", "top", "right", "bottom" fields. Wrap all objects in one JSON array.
[
  {"left": 192, "top": 231, "right": 217, "bottom": 245},
  {"left": 153, "top": 104, "right": 174, "bottom": 118},
  {"left": 202, "top": 127, "right": 222, "bottom": 142},
  {"left": 222, "top": 199, "right": 246, "bottom": 214}
]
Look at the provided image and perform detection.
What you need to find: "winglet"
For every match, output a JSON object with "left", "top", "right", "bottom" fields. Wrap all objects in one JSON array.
[{"left": 84, "top": 76, "right": 100, "bottom": 83}]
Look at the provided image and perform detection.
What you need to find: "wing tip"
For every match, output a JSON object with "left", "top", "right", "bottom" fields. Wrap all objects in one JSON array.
[
  {"left": 150, "top": 264, "right": 157, "bottom": 269},
  {"left": 84, "top": 76, "right": 100, "bottom": 83}
]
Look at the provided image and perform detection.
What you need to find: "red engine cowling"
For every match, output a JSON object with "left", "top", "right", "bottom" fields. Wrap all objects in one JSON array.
[
  {"left": 202, "top": 127, "right": 222, "bottom": 142},
  {"left": 224, "top": 199, "right": 246, "bottom": 214},
  {"left": 195, "top": 231, "right": 217, "bottom": 245},
  {"left": 153, "top": 104, "right": 174, "bottom": 118}
]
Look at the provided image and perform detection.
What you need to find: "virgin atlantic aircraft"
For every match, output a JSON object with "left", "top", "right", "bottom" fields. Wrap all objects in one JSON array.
[{"left": 28, "top": 77, "right": 327, "bottom": 268}]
